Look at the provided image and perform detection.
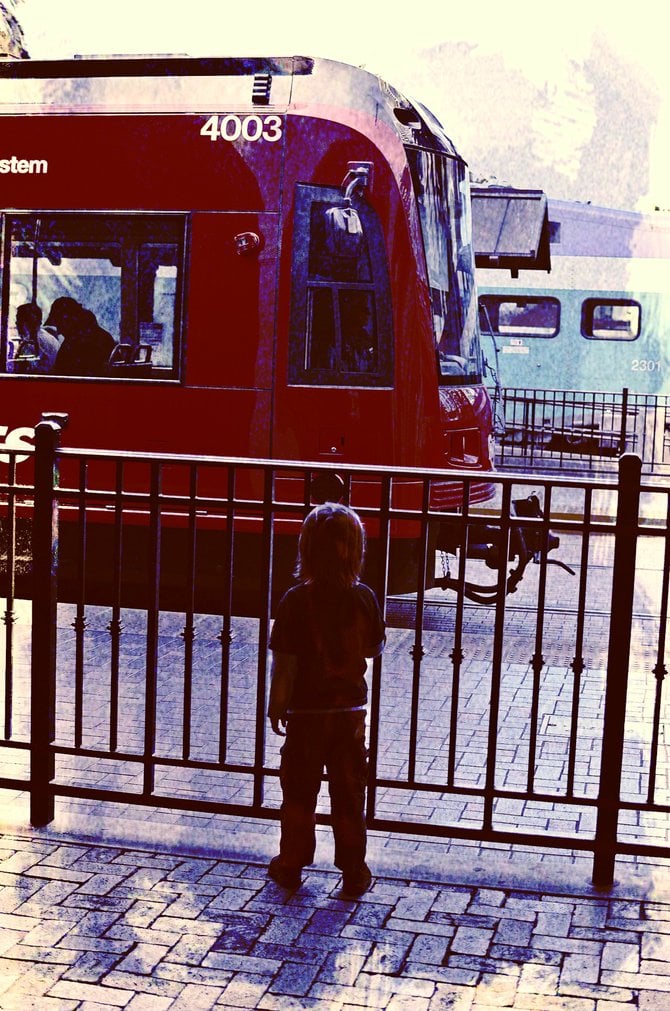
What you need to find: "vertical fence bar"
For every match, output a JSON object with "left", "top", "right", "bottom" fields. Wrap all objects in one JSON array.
[
  {"left": 30, "top": 418, "right": 64, "bottom": 826},
  {"left": 592, "top": 452, "right": 642, "bottom": 888},
  {"left": 483, "top": 483, "right": 512, "bottom": 835},
  {"left": 648, "top": 394, "right": 659, "bottom": 474},
  {"left": 558, "top": 390, "right": 567, "bottom": 462},
  {"left": 528, "top": 394, "right": 537, "bottom": 468},
  {"left": 142, "top": 459, "right": 161, "bottom": 801},
  {"left": 447, "top": 482, "right": 470, "bottom": 787},
  {"left": 646, "top": 491, "right": 670, "bottom": 804},
  {"left": 567, "top": 486, "right": 592, "bottom": 796},
  {"left": 217, "top": 465, "right": 235, "bottom": 764},
  {"left": 73, "top": 459, "right": 88, "bottom": 750},
  {"left": 108, "top": 460, "right": 124, "bottom": 753},
  {"left": 526, "top": 487, "right": 550, "bottom": 794},
  {"left": 252, "top": 467, "right": 274, "bottom": 811},
  {"left": 406, "top": 479, "right": 430, "bottom": 783},
  {"left": 3, "top": 455, "right": 17, "bottom": 740},
  {"left": 366, "top": 472, "right": 391, "bottom": 825},
  {"left": 636, "top": 393, "right": 646, "bottom": 467},
  {"left": 619, "top": 388, "right": 629, "bottom": 456},
  {"left": 590, "top": 390, "right": 599, "bottom": 461},
  {"left": 181, "top": 463, "right": 198, "bottom": 761}
]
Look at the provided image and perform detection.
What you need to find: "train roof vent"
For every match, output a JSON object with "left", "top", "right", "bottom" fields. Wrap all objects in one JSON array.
[
  {"left": 471, "top": 186, "right": 551, "bottom": 276},
  {"left": 252, "top": 71, "right": 272, "bottom": 104}
]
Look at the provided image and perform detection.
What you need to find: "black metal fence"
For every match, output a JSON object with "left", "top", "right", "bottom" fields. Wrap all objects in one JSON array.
[
  {"left": 491, "top": 386, "right": 670, "bottom": 476},
  {"left": 1, "top": 416, "right": 669, "bottom": 889}
]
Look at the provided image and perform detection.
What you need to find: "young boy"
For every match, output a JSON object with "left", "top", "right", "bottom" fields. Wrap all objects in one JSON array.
[{"left": 267, "top": 502, "right": 385, "bottom": 895}]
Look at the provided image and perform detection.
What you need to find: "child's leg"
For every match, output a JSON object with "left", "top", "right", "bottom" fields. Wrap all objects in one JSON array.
[
  {"left": 278, "top": 717, "right": 325, "bottom": 868},
  {"left": 325, "top": 712, "right": 368, "bottom": 875}
]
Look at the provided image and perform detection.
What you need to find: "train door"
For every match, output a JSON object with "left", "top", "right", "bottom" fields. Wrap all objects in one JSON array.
[
  {"left": 273, "top": 179, "right": 395, "bottom": 465},
  {"left": 181, "top": 211, "right": 278, "bottom": 459}
]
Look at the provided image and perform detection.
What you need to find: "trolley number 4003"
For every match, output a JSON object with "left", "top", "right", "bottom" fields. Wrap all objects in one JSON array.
[{"left": 200, "top": 114, "right": 283, "bottom": 143}]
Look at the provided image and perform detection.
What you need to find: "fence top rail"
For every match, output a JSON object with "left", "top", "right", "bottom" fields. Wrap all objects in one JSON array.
[
  {"left": 48, "top": 444, "right": 637, "bottom": 492},
  {"left": 491, "top": 385, "right": 668, "bottom": 400},
  {"left": 5, "top": 443, "right": 670, "bottom": 495}
]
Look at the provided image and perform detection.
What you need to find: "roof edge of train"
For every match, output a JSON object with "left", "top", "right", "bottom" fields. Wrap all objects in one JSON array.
[
  {"left": 0, "top": 51, "right": 461, "bottom": 159},
  {"left": 0, "top": 54, "right": 315, "bottom": 79}
]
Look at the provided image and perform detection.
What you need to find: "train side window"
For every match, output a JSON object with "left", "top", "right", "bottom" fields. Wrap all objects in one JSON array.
[
  {"left": 1, "top": 213, "right": 185, "bottom": 378},
  {"left": 289, "top": 184, "right": 393, "bottom": 386},
  {"left": 581, "top": 298, "right": 641, "bottom": 340},
  {"left": 479, "top": 295, "right": 560, "bottom": 338}
]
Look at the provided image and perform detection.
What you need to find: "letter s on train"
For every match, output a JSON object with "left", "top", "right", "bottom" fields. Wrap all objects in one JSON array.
[{"left": 0, "top": 425, "right": 35, "bottom": 463}]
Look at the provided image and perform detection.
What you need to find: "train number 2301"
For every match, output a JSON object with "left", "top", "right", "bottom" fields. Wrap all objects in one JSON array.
[
  {"left": 200, "top": 114, "right": 283, "bottom": 143},
  {"left": 632, "top": 359, "right": 662, "bottom": 372}
]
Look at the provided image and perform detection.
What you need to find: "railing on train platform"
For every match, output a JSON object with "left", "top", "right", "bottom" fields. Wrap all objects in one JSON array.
[
  {"left": 1, "top": 415, "right": 670, "bottom": 889},
  {"left": 491, "top": 386, "right": 670, "bottom": 476}
]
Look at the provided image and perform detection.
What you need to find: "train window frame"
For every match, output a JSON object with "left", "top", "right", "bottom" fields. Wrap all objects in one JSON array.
[
  {"left": 581, "top": 297, "right": 641, "bottom": 341},
  {"left": 0, "top": 211, "right": 187, "bottom": 380},
  {"left": 478, "top": 294, "right": 560, "bottom": 339},
  {"left": 288, "top": 183, "right": 394, "bottom": 387}
]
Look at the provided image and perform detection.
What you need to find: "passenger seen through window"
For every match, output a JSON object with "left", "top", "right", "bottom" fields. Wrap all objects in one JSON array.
[
  {"left": 11, "top": 302, "right": 60, "bottom": 373},
  {"left": 44, "top": 296, "right": 116, "bottom": 376}
]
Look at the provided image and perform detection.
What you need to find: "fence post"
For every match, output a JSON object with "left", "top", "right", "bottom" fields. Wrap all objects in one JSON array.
[
  {"left": 30, "top": 415, "right": 66, "bottom": 827},
  {"left": 619, "top": 387, "right": 629, "bottom": 455},
  {"left": 592, "top": 451, "right": 641, "bottom": 888}
]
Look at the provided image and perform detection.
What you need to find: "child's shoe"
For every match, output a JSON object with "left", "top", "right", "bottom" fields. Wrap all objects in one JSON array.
[
  {"left": 341, "top": 863, "right": 372, "bottom": 897},
  {"left": 268, "top": 856, "right": 302, "bottom": 890}
]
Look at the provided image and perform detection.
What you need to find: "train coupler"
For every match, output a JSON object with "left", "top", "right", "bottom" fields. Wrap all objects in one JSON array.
[{"left": 435, "top": 492, "right": 574, "bottom": 603}]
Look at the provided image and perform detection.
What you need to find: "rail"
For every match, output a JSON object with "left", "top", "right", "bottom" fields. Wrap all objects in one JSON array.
[{"left": 0, "top": 416, "right": 669, "bottom": 889}]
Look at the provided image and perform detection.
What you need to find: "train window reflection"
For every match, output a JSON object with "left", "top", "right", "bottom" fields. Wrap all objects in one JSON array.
[
  {"left": 307, "top": 288, "right": 336, "bottom": 369},
  {"left": 408, "top": 150, "right": 482, "bottom": 384},
  {"left": 340, "top": 290, "right": 378, "bottom": 373},
  {"left": 581, "top": 298, "right": 641, "bottom": 341},
  {"left": 308, "top": 204, "right": 372, "bottom": 283},
  {"left": 479, "top": 295, "right": 560, "bottom": 338},
  {"left": 289, "top": 184, "right": 393, "bottom": 386},
  {"left": 2, "top": 213, "right": 185, "bottom": 378}
]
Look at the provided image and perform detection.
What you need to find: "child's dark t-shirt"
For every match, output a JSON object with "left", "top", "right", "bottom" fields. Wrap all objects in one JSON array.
[{"left": 270, "top": 582, "right": 385, "bottom": 710}]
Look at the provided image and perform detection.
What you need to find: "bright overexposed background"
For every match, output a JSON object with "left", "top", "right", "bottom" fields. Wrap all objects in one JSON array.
[{"left": 12, "top": 0, "right": 670, "bottom": 212}]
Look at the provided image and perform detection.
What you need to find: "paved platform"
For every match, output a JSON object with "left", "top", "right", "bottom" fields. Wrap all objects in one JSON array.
[{"left": 1, "top": 824, "right": 670, "bottom": 1010}]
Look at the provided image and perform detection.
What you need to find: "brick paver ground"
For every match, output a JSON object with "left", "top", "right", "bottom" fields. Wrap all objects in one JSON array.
[{"left": 1, "top": 829, "right": 670, "bottom": 1010}]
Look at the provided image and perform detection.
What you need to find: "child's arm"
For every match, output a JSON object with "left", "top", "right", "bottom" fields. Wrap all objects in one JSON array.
[
  {"left": 268, "top": 651, "right": 297, "bottom": 735},
  {"left": 366, "top": 637, "right": 385, "bottom": 659},
  {"left": 360, "top": 587, "right": 385, "bottom": 659}
]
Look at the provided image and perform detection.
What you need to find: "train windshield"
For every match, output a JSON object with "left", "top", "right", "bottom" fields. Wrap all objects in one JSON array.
[{"left": 408, "top": 149, "right": 482, "bottom": 385}]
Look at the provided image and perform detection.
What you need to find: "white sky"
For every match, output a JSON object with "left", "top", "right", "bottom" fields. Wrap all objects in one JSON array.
[{"left": 13, "top": 0, "right": 670, "bottom": 210}]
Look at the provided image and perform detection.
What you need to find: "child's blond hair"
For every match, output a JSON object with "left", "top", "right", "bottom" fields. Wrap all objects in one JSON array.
[{"left": 295, "top": 503, "right": 365, "bottom": 588}]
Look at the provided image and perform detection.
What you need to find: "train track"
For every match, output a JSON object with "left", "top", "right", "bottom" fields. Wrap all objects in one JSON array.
[
  {"left": 386, "top": 594, "right": 663, "bottom": 639},
  {"left": 387, "top": 594, "right": 662, "bottom": 621}
]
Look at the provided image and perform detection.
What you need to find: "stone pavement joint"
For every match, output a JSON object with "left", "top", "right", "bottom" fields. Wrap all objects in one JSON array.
[{"left": 1, "top": 832, "right": 670, "bottom": 1008}]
